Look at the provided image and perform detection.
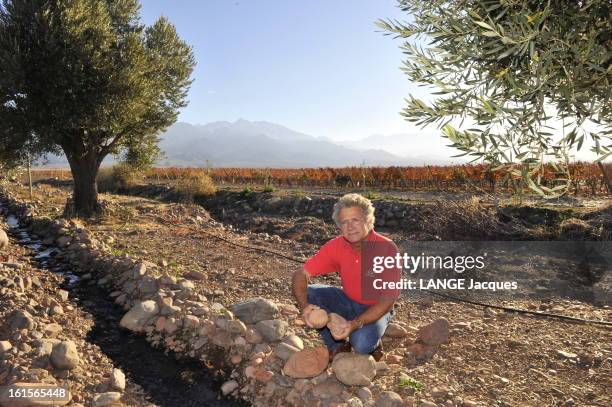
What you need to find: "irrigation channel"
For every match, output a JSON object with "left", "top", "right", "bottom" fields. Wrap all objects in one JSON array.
[{"left": 1, "top": 208, "right": 247, "bottom": 407}]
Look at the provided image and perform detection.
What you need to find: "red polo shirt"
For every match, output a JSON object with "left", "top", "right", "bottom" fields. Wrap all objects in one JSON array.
[{"left": 304, "top": 230, "right": 400, "bottom": 305}]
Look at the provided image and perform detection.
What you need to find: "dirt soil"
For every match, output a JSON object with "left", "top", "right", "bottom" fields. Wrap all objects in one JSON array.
[{"left": 2, "top": 180, "right": 612, "bottom": 407}]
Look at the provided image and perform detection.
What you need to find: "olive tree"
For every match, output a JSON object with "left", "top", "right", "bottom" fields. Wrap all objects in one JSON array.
[
  {"left": 378, "top": 0, "right": 611, "bottom": 196},
  {"left": 0, "top": 0, "right": 195, "bottom": 215}
]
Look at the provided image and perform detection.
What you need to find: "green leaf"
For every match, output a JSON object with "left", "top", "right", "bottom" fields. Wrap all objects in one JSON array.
[{"left": 475, "top": 21, "right": 495, "bottom": 31}]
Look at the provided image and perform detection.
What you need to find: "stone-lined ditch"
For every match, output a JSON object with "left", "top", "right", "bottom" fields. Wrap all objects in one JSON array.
[{"left": 1, "top": 192, "right": 245, "bottom": 407}]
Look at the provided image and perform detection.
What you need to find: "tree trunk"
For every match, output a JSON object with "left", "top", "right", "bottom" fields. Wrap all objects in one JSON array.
[{"left": 64, "top": 149, "right": 104, "bottom": 218}]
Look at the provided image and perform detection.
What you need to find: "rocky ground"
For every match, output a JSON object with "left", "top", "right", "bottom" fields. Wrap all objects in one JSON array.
[
  {"left": 0, "top": 216, "right": 152, "bottom": 406},
  {"left": 0, "top": 179, "right": 611, "bottom": 407}
]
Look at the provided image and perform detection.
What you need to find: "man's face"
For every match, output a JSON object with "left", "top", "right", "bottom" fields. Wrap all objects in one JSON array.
[{"left": 338, "top": 206, "right": 369, "bottom": 243}]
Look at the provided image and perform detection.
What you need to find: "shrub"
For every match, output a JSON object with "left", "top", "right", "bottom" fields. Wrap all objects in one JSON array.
[
  {"left": 174, "top": 171, "right": 217, "bottom": 202},
  {"left": 97, "top": 164, "right": 144, "bottom": 192}
]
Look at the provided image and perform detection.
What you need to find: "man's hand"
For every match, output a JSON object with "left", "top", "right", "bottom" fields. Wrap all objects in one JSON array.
[
  {"left": 330, "top": 319, "right": 358, "bottom": 340},
  {"left": 301, "top": 304, "right": 321, "bottom": 328}
]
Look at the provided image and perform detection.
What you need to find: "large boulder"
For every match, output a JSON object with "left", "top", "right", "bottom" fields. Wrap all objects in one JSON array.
[
  {"left": 283, "top": 346, "right": 329, "bottom": 378},
  {"left": 331, "top": 353, "right": 379, "bottom": 386},
  {"left": 50, "top": 340, "right": 80, "bottom": 370},
  {"left": 120, "top": 300, "right": 159, "bottom": 332},
  {"left": 417, "top": 318, "right": 450, "bottom": 346},
  {"left": 231, "top": 298, "right": 279, "bottom": 324}
]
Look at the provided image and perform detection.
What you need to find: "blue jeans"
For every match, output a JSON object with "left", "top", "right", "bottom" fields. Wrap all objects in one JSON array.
[{"left": 307, "top": 284, "right": 393, "bottom": 354}]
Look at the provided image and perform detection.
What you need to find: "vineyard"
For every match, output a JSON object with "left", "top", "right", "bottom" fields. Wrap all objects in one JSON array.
[{"left": 29, "top": 162, "right": 611, "bottom": 196}]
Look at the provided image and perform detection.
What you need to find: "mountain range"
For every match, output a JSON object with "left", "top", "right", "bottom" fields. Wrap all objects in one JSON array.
[{"left": 39, "top": 119, "right": 461, "bottom": 168}]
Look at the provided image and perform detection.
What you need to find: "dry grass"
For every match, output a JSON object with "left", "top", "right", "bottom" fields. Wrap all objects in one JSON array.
[
  {"left": 173, "top": 171, "right": 217, "bottom": 202},
  {"left": 417, "top": 197, "right": 537, "bottom": 240},
  {"left": 97, "top": 164, "right": 145, "bottom": 192}
]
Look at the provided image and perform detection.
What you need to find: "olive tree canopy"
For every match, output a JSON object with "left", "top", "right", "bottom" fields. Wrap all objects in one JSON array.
[
  {"left": 378, "top": 0, "right": 611, "bottom": 196},
  {"left": 0, "top": 0, "right": 195, "bottom": 215}
]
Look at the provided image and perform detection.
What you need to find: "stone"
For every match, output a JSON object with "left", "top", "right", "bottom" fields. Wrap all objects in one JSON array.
[
  {"left": 0, "top": 229, "right": 8, "bottom": 250},
  {"left": 282, "top": 334, "right": 304, "bottom": 350},
  {"left": 132, "top": 263, "right": 147, "bottom": 278},
  {"left": 49, "top": 305, "right": 64, "bottom": 316},
  {"left": 226, "top": 320, "right": 247, "bottom": 335},
  {"left": 109, "top": 368, "right": 126, "bottom": 391},
  {"left": 57, "top": 289, "right": 69, "bottom": 301},
  {"left": 311, "top": 377, "right": 344, "bottom": 399},
  {"left": 0, "top": 341, "right": 12, "bottom": 353},
  {"left": 255, "top": 319, "right": 288, "bottom": 342},
  {"left": 431, "top": 386, "right": 450, "bottom": 399},
  {"left": 231, "top": 298, "right": 279, "bottom": 324},
  {"left": 419, "top": 400, "right": 437, "bottom": 407},
  {"left": 357, "top": 387, "right": 372, "bottom": 401},
  {"left": 405, "top": 342, "right": 437, "bottom": 361},
  {"left": 185, "top": 271, "right": 206, "bottom": 280},
  {"left": 9, "top": 309, "right": 35, "bottom": 331},
  {"left": 50, "top": 340, "right": 80, "bottom": 370},
  {"left": 283, "top": 346, "right": 329, "bottom": 378},
  {"left": 375, "top": 391, "right": 404, "bottom": 407},
  {"left": 327, "top": 313, "right": 348, "bottom": 340},
  {"left": 212, "top": 331, "right": 233, "bottom": 349},
  {"left": 92, "top": 392, "right": 122, "bottom": 406},
  {"left": 119, "top": 300, "right": 159, "bottom": 331},
  {"left": 306, "top": 308, "right": 329, "bottom": 328},
  {"left": 221, "top": 380, "right": 239, "bottom": 395},
  {"left": 255, "top": 369, "right": 274, "bottom": 382},
  {"left": 33, "top": 339, "right": 61, "bottom": 356},
  {"left": 275, "top": 342, "right": 301, "bottom": 361},
  {"left": 556, "top": 350, "right": 578, "bottom": 359},
  {"left": 331, "top": 353, "right": 377, "bottom": 386},
  {"left": 384, "top": 323, "right": 408, "bottom": 338},
  {"left": 346, "top": 397, "right": 363, "bottom": 407},
  {"left": 417, "top": 318, "right": 450, "bottom": 346},
  {"left": 245, "top": 328, "right": 263, "bottom": 344},
  {"left": 43, "top": 323, "right": 63, "bottom": 338},
  {"left": 137, "top": 276, "right": 158, "bottom": 295},
  {"left": 179, "top": 280, "right": 195, "bottom": 290},
  {"left": 183, "top": 315, "right": 200, "bottom": 329}
]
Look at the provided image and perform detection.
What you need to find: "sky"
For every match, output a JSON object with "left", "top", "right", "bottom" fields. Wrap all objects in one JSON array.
[
  {"left": 138, "top": 1, "right": 604, "bottom": 163},
  {"left": 139, "top": 0, "right": 432, "bottom": 142}
]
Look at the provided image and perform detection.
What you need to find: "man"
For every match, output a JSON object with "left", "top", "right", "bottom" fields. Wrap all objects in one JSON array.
[{"left": 292, "top": 193, "right": 400, "bottom": 361}]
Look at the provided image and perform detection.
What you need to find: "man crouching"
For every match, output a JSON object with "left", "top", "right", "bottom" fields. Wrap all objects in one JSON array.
[{"left": 292, "top": 193, "right": 399, "bottom": 362}]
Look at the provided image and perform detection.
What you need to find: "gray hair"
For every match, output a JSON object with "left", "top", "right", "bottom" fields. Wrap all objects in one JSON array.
[{"left": 332, "top": 193, "right": 375, "bottom": 231}]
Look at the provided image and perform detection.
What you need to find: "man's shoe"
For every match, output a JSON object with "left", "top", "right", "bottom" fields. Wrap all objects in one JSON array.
[
  {"left": 371, "top": 342, "right": 384, "bottom": 362},
  {"left": 329, "top": 342, "right": 352, "bottom": 362}
]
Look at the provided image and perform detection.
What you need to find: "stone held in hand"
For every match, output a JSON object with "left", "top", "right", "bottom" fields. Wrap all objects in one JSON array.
[
  {"left": 283, "top": 346, "right": 329, "bottom": 378},
  {"left": 331, "top": 353, "right": 378, "bottom": 386},
  {"left": 306, "top": 308, "right": 329, "bottom": 328},
  {"left": 327, "top": 313, "right": 348, "bottom": 340}
]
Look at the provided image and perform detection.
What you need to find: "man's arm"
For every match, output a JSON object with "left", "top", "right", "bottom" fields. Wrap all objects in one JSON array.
[
  {"left": 351, "top": 298, "right": 395, "bottom": 329},
  {"left": 291, "top": 267, "right": 310, "bottom": 310}
]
